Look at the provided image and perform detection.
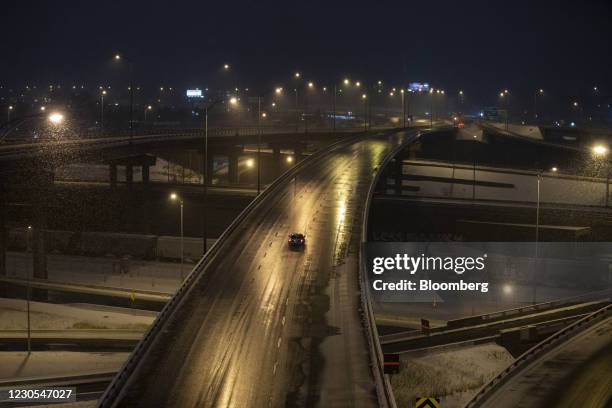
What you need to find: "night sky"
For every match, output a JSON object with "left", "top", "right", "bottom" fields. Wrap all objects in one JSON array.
[{"left": 2, "top": 0, "right": 611, "bottom": 103}]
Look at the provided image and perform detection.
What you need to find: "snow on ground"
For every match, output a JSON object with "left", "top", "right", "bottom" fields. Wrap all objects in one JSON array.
[
  {"left": 391, "top": 343, "right": 514, "bottom": 408},
  {"left": 6, "top": 252, "right": 183, "bottom": 294},
  {"left": 0, "top": 351, "right": 128, "bottom": 381},
  {"left": 0, "top": 298, "right": 155, "bottom": 330}
]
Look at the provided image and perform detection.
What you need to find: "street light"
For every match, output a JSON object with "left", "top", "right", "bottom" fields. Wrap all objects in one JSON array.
[
  {"left": 48, "top": 112, "right": 65, "bottom": 125},
  {"left": 361, "top": 93, "right": 367, "bottom": 131},
  {"left": 201, "top": 97, "right": 225, "bottom": 255},
  {"left": 533, "top": 171, "right": 543, "bottom": 303},
  {"left": 286, "top": 155, "right": 294, "bottom": 163},
  {"left": 113, "top": 53, "right": 135, "bottom": 138},
  {"left": 499, "top": 91, "right": 510, "bottom": 130},
  {"left": 100, "top": 90, "right": 107, "bottom": 132},
  {"left": 7, "top": 105, "right": 13, "bottom": 121},
  {"left": 144, "top": 105, "right": 153, "bottom": 123},
  {"left": 401, "top": 89, "right": 406, "bottom": 128},
  {"left": 223, "top": 63, "right": 230, "bottom": 70},
  {"left": 534, "top": 89, "right": 544, "bottom": 120},
  {"left": 246, "top": 158, "right": 255, "bottom": 168},
  {"left": 593, "top": 144, "right": 608, "bottom": 156},
  {"left": 292, "top": 74, "right": 303, "bottom": 133},
  {"left": 169, "top": 193, "right": 184, "bottom": 280},
  {"left": 592, "top": 144, "right": 610, "bottom": 206}
]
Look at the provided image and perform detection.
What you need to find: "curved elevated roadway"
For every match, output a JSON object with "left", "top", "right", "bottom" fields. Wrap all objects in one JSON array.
[
  {"left": 470, "top": 306, "right": 612, "bottom": 408},
  {"left": 99, "top": 128, "right": 419, "bottom": 407}
]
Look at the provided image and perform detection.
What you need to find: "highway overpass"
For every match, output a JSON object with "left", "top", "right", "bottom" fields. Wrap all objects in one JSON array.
[
  {"left": 467, "top": 305, "right": 612, "bottom": 408},
  {"left": 98, "top": 128, "right": 419, "bottom": 407}
]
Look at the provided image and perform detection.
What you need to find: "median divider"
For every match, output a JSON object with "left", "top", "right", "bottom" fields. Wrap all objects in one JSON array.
[{"left": 359, "top": 128, "right": 435, "bottom": 408}]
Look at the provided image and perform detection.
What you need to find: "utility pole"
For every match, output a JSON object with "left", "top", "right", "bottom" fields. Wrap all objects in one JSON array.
[
  {"left": 202, "top": 98, "right": 222, "bottom": 255},
  {"left": 129, "top": 62, "right": 134, "bottom": 139},
  {"left": 332, "top": 84, "right": 337, "bottom": 134},
  {"left": 257, "top": 96, "right": 262, "bottom": 194},
  {"left": 401, "top": 90, "right": 406, "bottom": 128},
  {"left": 295, "top": 88, "right": 299, "bottom": 133}
]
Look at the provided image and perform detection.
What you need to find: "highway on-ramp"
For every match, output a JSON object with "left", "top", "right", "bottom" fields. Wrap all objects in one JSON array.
[
  {"left": 475, "top": 313, "right": 612, "bottom": 408},
  {"left": 100, "top": 129, "right": 417, "bottom": 407}
]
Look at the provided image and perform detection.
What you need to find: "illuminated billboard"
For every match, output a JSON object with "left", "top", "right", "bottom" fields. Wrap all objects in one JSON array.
[
  {"left": 408, "top": 82, "right": 430, "bottom": 92},
  {"left": 186, "top": 89, "right": 203, "bottom": 98}
]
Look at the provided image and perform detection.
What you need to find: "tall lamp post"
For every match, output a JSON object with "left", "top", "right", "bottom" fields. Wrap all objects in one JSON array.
[
  {"left": 100, "top": 90, "right": 107, "bottom": 133},
  {"left": 293, "top": 72, "right": 301, "bottom": 132},
  {"left": 26, "top": 225, "right": 32, "bottom": 354},
  {"left": 114, "top": 54, "right": 135, "bottom": 139},
  {"left": 362, "top": 93, "right": 368, "bottom": 131},
  {"left": 144, "top": 105, "right": 152, "bottom": 123},
  {"left": 257, "top": 96, "right": 263, "bottom": 194},
  {"left": 429, "top": 88, "right": 434, "bottom": 127},
  {"left": 534, "top": 89, "right": 544, "bottom": 122},
  {"left": 533, "top": 171, "right": 542, "bottom": 304},
  {"left": 401, "top": 89, "right": 406, "bottom": 128},
  {"left": 201, "top": 97, "right": 230, "bottom": 255},
  {"left": 7, "top": 105, "right": 13, "bottom": 122},
  {"left": 255, "top": 86, "right": 287, "bottom": 194},
  {"left": 592, "top": 144, "right": 609, "bottom": 206},
  {"left": 500, "top": 89, "right": 510, "bottom": 130},
  {"left": 305, "top": 81, "right": 315, "bottom": 135},
  {"left": 169, "top": 193, "right": 184, "bottom": 280},
  {"left": 331, "top": 85, "right": 336, "bottom": 133},
  {"left": 331, "top": 78, "right": 351, "bottom": 134}
]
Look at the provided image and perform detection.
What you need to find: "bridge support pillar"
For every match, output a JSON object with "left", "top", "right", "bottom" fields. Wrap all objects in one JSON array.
[
  {"left": 293, "top": 143, "right": 304, "bottom": 163},
  {"left": 104, "top": 155, "right": 156, "bottom": 233},
  {"left": 109, "top": 164, "right": 118, "bottom": 189},
  {"left": 272, "top": 145, "right": 281, "bottom": 176},
  {"left": 206, "top": 153, "right": 215, "bottom": 184},
  {"left": 393, "top": 157, "right": 403, "bottom": 195},
  {"left": 228, "top": 147, "right": 241, "bottom": 184},
  {"left": 126, "top": 165, "right": 134, "bottom": 187},
  {"left": 142, "top": 165, "right": 150, "bottom": 184}
]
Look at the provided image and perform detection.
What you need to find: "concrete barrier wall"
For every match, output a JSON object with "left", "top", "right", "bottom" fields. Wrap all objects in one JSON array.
[{"left": 7, "top": 229, "right": 209, "bottom": 261}]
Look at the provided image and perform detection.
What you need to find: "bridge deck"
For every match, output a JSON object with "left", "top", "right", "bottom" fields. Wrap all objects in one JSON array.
[{"left": 107, "top": 129, "right": 416, "bottom": 407}]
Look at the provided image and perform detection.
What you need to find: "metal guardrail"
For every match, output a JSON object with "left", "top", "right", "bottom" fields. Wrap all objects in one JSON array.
[
  {"left": 359, "top": 128, "right": 424, "bottom": 408},
  {"left": 97, "top": 129, "right": 389, "bottom": 407},
  {"left": 448, "top": 289, "right": 612, "bottom": 329},
  {"left": 465, "top": 303, "right": 612, "bottom": 408},
  {"left": 0, "top": 276, "right": 171, "bottom": 300},
  {"left": 0, "top": 371, "right": 116, "bottom": 388},
  {"left": 0, "top": 126, "right": 393, "bottom": 161},
  {"left": 1, "top": 125, "right": 380, "bottom": 145}
]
